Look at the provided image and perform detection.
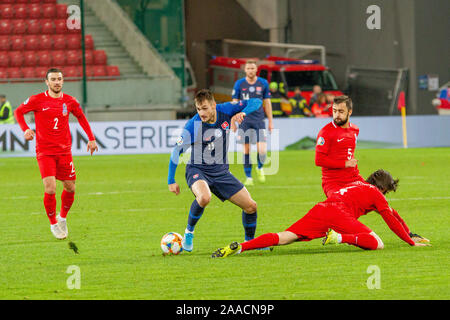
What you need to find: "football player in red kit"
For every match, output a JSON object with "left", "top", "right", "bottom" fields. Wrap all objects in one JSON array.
[
  {"left": 212, "top": 169, "right": 430, "bottom": 258},
  {"left": 14, "top": 68, "right": 98, "bottom": 240},
  {"left": 315, "top": 95, "right": 366, "bottom": 198}
]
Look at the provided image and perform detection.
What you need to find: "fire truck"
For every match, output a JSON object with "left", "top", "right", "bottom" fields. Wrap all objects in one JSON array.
[{"left": 209, "top": 56, "right": 343, "bottom": 104}]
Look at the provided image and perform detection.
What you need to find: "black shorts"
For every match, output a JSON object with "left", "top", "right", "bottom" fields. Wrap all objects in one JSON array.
[
  {"left": 185, "top": 166, "right": 244, "bottom": 202},
  {"left": 236, "top": 120, "right": 267, "bottom": 144}
]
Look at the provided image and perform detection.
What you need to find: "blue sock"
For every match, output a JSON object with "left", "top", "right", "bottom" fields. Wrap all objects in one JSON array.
[
  {"left": 257, "top": 153, "right": 266, "bottom": 169},
  {"left": 186, "top": 199, "right": 204, "bottom": 232},
  {"left": 242, "top": 211, "right": 257, "bottom": 241},
  {"left": 244, "top": 154, "right": 252, "bottom": 178}
]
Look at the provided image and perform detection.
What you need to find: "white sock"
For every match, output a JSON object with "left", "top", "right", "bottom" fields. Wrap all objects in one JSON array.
[
  {"left": 337, "top": 233, "right": 342, "bottom": 243},
  {"left": 185, "top": 228, "right": 193, "bottom": 234}
]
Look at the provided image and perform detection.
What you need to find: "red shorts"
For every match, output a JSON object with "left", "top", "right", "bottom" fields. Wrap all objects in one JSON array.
[
  {"left": 285, "top": 202, "right": 372, "bottom": 241},
  {"left": 37, "top": 154, "right": 76, "bottom": 181},
  {"left": 323, "top": 175, "right": 366, "bottom": 198}
]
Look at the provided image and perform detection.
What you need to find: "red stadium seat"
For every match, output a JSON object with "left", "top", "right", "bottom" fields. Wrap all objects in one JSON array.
[
  {"left": 0, "top": 36, "right": 10, "bottom": 51},
  {"left": 42, "top": 4, "right": 56, "bottom": 19},
  {"left": 34, "top": 67, "right": 48, "bottom": 79},
  {"left": 56, "top": 4, "right": 68, "bottom": 19},
  {"left": 54, "top": 19, "right": 68, "bottom": 34},
  {"left": 27, "top": 20, "right": 41, "bottom": 34},
  {"left": 85, "top": 35, "right": 94, "bottom": 50},
  {"left": 63, "top": 66, "right": 79, "bottom": 78},
  {"left": 29, "top": 0, "right": 42, "bottom": 3},
  {"left": 15, "top": 0, "right": 29, "bottom": 4},
  {"left": 41, "top": 20, "right": 55, "bottom": 34},
  {"left": 66, "top": 50, "right": 81, "bottom": 65},
  {"left": 52, "top": 35, "right": 66, "bottom": 50},
  {"left": 93, "top": 50, "right": 107, "bottom": 65},
  {"left": 92, "top": 65, "right": 106, "bottom": 77},
  {"left": 0, "top": 68, "right": 7, "bottom": 80},
  {"left": 13, "top": 4, "right": 28, "bottom": 19},
  {"left": 51, "top": 50, "right": 66, "bottom": 66},
  {"left": 0, "top": 52, "right": 9, "bottom": 68},
  {"left": 0, "top": 5, "right": 14, "bottom": 19},
  {"left": 10, "top": 36, "right": 25, "bottom": 51},
  {"left": 66, "top": 34, "right": 81, "bottom": 50},
  {"left": 12, "top": 20, "right": 27, "bottom": 35},
  {"left": 8, "top": 51, "right": 23, "bottom": 67},
  {"left": 0, "top": 0, "right": 14, "bottom": 4},
  {"left": 28, "top": 4, "right": 41, "bottom": 19},
  {"left": 84, "top": 50, "right": 94, "bottom": 65},
  {"left": 7, "top": 68, "right": 23, "bottom": 79},
  {"left": 22, "top": 67, "right": 36, "bottom": 79},
  {"left": 23, "top": 51, "right": 38, "bottom": 67},
  {"left": 24, "top": 35, "right": 39, "bottom": 51},
  {"left": 0, "top": 21, "right": 13, "bottom": 35},
  {"left": 85, "top": 66, "right": 96, "bottom": 78},
  {"left": 44, "top": 0, "right": 58, "bottom": 3},
  {"left": 38, "top": 35, "right": 52, "bottom": 50},
  {"left": 37, "top": 51, "right": 52, "bottom": 67}
]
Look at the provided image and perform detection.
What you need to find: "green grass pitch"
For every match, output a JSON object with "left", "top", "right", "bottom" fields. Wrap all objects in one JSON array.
[{"left": 0, "top": 148, "right": 449, "bottom": 300}]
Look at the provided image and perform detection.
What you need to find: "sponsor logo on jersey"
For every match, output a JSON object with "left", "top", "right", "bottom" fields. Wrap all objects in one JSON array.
[
  {"left": 317, "top": 136, "right": 325, "bottom": 146},
  {"left": 221, "top": 121, "right": 229, "bottom": 130},
  {"left": 337, "top": 138, "right": 344, "bottom": 142},
  {"left": 62, "top": 103, "right": 68, "bottom": 116}
]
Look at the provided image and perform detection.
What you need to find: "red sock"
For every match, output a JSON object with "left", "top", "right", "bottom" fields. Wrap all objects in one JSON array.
[
  {"left": 341, "top": 233, "right": 378, "bottom": 250},
  {"left": 44, "top": 193, "right": 57, "bottom": 225},
  {"left": 241, "top": 233, "right": 279, "bottom": 252},
  {"left": 60, "top": 190, "right": 75, "bottom": 219}
]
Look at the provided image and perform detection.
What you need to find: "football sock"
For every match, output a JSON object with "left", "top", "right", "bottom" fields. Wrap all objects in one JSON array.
[
  {"left": 257, "top": 153, "right": 266, "bottom": 169},
  {"left": 242, "top": 211, "right": 257, "bottom": 241},
  {"left": 241, "top": 232, "right": 279, "bottom": 252},
  {"left": 341, "top": 233, "right": 379, "bottom": 250},
  {"left": 60, "top": 190, "right": 75, "bottom": 219},
  {"left": 243, "top": 154, "right": 252, "bottom": 178},
  {"left": 44, "top": 193, "right": 57, "bottom": 225},
  {"left": 186, "top": 199, "right": 205, "bottom": 232}
]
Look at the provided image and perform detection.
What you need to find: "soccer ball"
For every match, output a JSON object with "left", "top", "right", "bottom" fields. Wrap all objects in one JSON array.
[{"left": 160, "top": 232, "right": 183, "bottom": 255}]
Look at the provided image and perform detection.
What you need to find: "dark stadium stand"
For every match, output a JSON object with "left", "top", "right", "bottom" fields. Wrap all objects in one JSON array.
[{"left": 0, "top": 0, "right": 120, "bottom": 81}]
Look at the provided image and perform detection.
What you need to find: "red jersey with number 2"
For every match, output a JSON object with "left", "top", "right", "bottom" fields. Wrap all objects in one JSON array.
[
  {"left": 15, "top": 91, "right": 95, "bottom": 157},
  {"left": 315, "top": 121, "right": 362, "bottom": 186}
]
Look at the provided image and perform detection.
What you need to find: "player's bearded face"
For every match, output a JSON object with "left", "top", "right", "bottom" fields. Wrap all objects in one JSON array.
[
  {"left": 196, "top": 100, "right": 216, "bottom": 123},
  {"left": 46, "top": 73, "right": 64, "bottom": 94},
  {"left": 333, "top": 103, "right": 351, "bottom": 126},
  {"left": 244, "top": 64, "right": 257, "bottom": 79}
]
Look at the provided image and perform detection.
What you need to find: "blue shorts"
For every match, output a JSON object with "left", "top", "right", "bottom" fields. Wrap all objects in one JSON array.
[
  {"left": 185, "top": 166, "right": 244, "bottom": 202},
  {"left": 237, "top": 120, "right": 267, "bottom": 144}
]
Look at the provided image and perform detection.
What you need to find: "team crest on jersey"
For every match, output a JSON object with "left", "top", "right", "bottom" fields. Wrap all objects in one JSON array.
[
  {"left": 193, "top": 174, "right": 199, "bottom": 179},
  {"left": 62, "top": 103, "right": 68, "bottom": 116},
  {"left": 317, "top": 136, "right": 325, "bottom": 146},
  {"left": 176, "top": 136, "right": 183, "bottom": 146},
  {"left": 249, "top": 86, "right": 255, "bottom": 93},
  {"left": 221, "top": 121, "right": 229, "bottom": 130}
]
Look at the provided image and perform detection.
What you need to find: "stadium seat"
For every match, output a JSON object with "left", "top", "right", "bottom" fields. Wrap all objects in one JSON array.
[
  {"left": 84, "top": 50, "right": 94, "bottom": 65},
  {"left": 0, "top": 52, "right": 9, "bottom": 68},
  {"left": 93, "top": 50, "right": 107, "bottom": 65},
  {"left": 24, "top": 35, "right": 39, "bottom": 51},
  {"left": 63, "top": 66, "right": 79, "bottom": 78},
  {"left": 15, "top": 0, "right": 29, "bottom": 4},
  {"left": 54, "top": 19, "right": 68, "bottom": 34},
  {"left": 12, "top": 20, "right": 27, "bottom": 35},
  {"left": 0, "top": 5, "right": 14, "bottom": 19},
  {"left": 0, "top": 21, "right": 13, "bottom": 35},
  {"left": 41, "top": 20, "right": 55, "bottom": 34},
  {"left": 43, "top": 0, "right": 58, "bottom": 3},
  {"left": 22, "top": 67, "right": 36, "bottom": 79},
  {"left": 52, "top": 35, "right": 66, "bottom": 50},
  {"left": 51, "top": 50, "right": 66, "bottom": 66},
  {"left": 37, "top": 51, "right": 52, "bottom": 67},
  {"left": 34, "top": 67, "right": 48, "bottom": 79},
  {"left": 85, "top": 35, "right": 94, "bottom": 50},
  {"left": 56, "top": 4, "right": 68, "bottom": 19},
  {"left": 27, "top": 20, "right": 41, "bottom": 34},
  {"left": 106, "top": 66, "right": 120, "bottom": 78},
  {"left": 10, "top": 36, "right": 25, "bottom": 51},
  {"left": 8, "top": 51, "right": 23, "bottom": 68},
  {"left": 23, "top": 51, "right": 38, "bottom": 67},
  {"left": 42, "top": 3, "right": 57, "bottom": 19},
  {"left": 0, "top": 0, "right": 14, "bottom": 4},
  {"left": 85, "top": 66, "right": 96, "bottom": 78},
  {"left": 38, "top": 35, "right": 52, "bottom": 50},
  {"left": 67, "top": 34, "right": 81, "bottom": 50},
  {"left": 66, "top": 50, "right": 81, "bottom": 65},
  {"left": 7, "top": 68, "right": 23, "bottom": 79},
  {"left": 13, "top": 4, "right": 28, "bottom": 19},
  {"left": 0, "top": 36, "right": 10, "bottom": 51},
  {"left": 29, "top": 4, "right": 41, "bottom": 19},
  {"left": 0, "top": 68, "right": 7, "bottom": 80},
  {"left": 92, "top": 65, "right": 107, "bottom": 78}
]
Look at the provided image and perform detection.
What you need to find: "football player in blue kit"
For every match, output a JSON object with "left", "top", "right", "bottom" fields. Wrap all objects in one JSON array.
[
  {"left": 168, "top": 89, "right": 263, "bottom": 252},
  {"left": 232, "top": 60, "right": 273, "bottom": 186}
]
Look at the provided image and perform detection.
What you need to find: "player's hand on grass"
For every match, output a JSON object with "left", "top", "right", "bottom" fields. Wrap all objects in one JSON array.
[
  {"left": 87, "top": 140, "right": 98, "bottom": 155},
  {"left": 169, "top": 183, "right": 180, "bottom": 195},
  {"left": 24, "top": 129, "right": 35, "bottom": 141},
  {"left": 345, "top": 158, "right": 358, "bottom": 168}
]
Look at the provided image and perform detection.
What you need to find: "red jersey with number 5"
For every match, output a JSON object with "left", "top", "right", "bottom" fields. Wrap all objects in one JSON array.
[
  {"left": 315, "top": 121, "right": 361, "bottom": 186},
  {"left": 14, "top": 91, "right": 95, "bottom": 157}
]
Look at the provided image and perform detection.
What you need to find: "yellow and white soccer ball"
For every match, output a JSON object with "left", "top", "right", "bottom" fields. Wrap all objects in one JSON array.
[{"left": 160, "top": 232, "right": 183, "bottom": 255}]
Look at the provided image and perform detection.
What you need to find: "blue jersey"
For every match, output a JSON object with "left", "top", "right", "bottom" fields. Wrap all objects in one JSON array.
[
  {"left": 232, "top": 77, "right": 270, "bottom": 122},
  {"left": 168, "top": 98, "right": 262, "bottom": 184}
]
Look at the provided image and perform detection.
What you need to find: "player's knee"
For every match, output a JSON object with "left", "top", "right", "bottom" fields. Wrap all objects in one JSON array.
[
  {"left": 196, "top": 194, "right": 211, "bottom": 207},
  {"left": 63, "top": 182, "right": 76, "bottom": 193},
  {"left": 245, "top": 200, "right": 257, "bottom": 214},
  {"left": 43, "top": 181, "right": 56, "bottom": 194}
]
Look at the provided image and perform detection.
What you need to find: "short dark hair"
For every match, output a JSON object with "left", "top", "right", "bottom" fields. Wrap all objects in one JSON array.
[
  {"left": 46, "top": 68, "right": 63, "bottom": 80},
  {"left": 194, "top": 89, "right": 215, "bottom": 105},
  {"left": 334, "top": 95, "right": 353, "bottom": 111},
  {"left": 245, "top": 59, "right": 257, "bottom": 66},
  {"left": 366, "top": 169, "right": 399, "bottom": 194}
]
